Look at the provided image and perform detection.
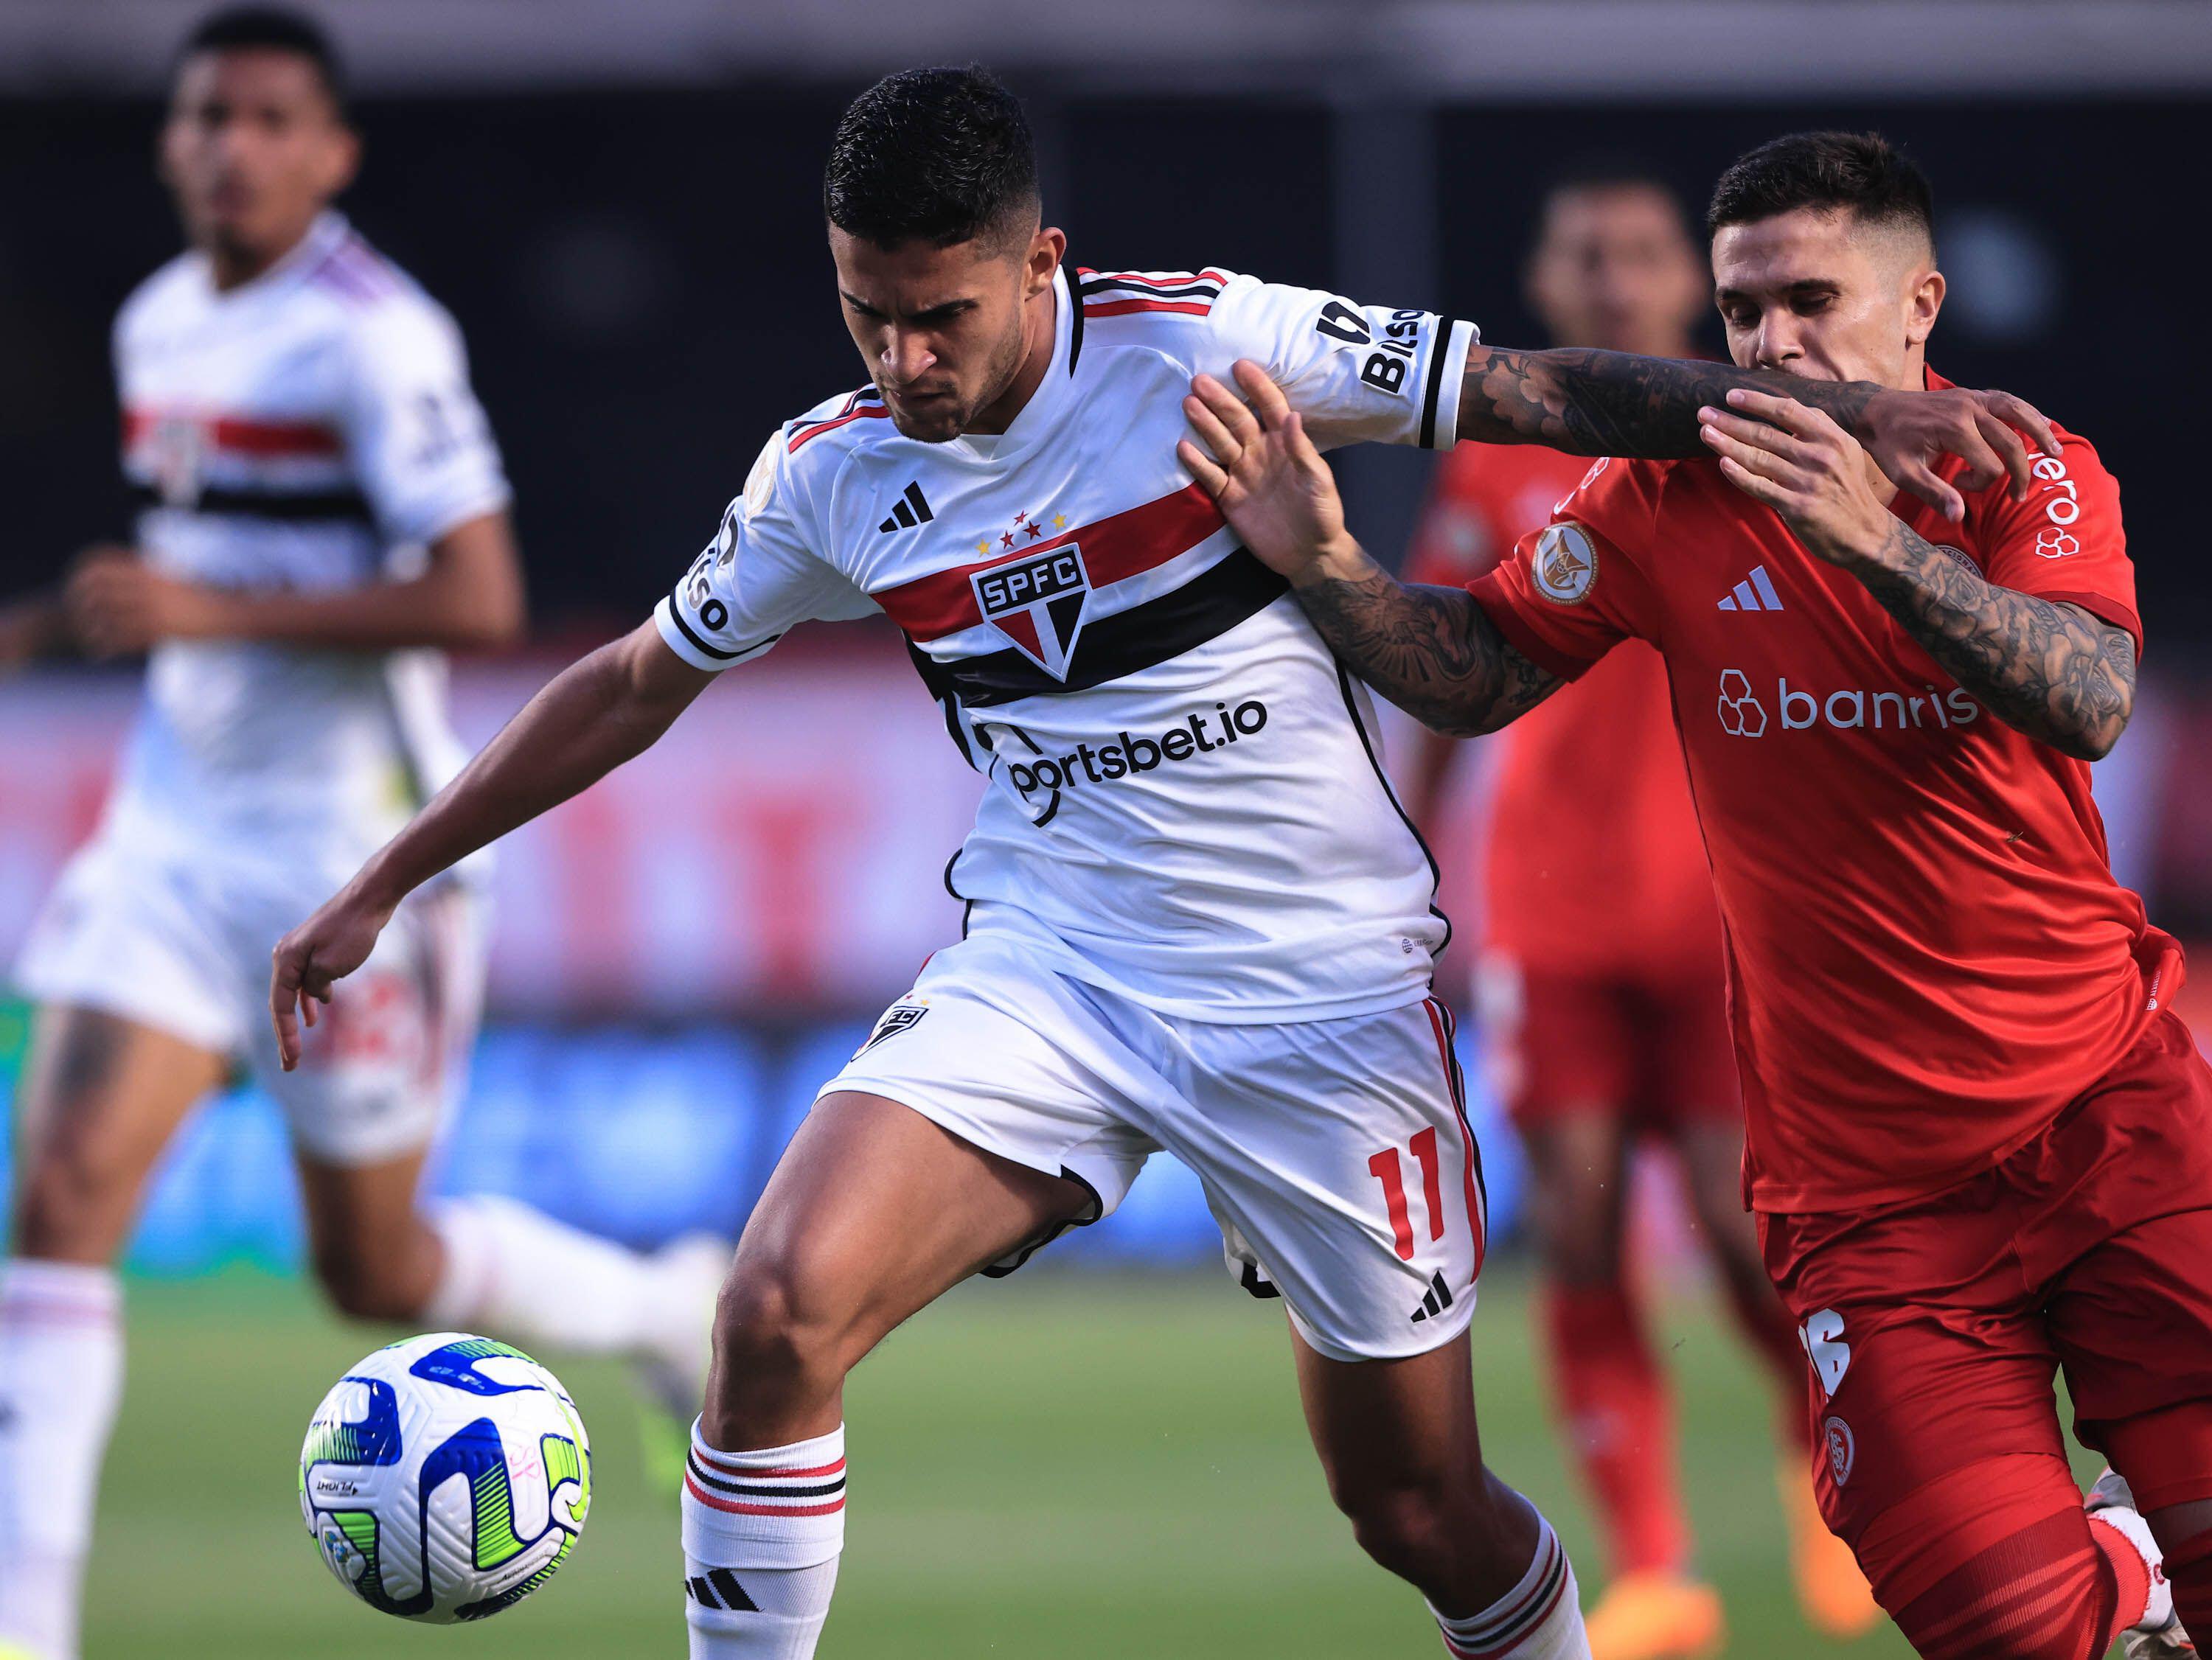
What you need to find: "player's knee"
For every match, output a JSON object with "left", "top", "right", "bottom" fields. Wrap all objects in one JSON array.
[
  {"left": 711, "top": 1258, "right": 852, "bottom": 1393},
  {"left": 12, "top": 1137, "right": 133, "bottom": 1260},
  {"left": 1343, "top": 1485, "right": 1456, "bottom": 1580},
  {"left": 312, "top": 1238, "right": 425, "bottom": 1323}
]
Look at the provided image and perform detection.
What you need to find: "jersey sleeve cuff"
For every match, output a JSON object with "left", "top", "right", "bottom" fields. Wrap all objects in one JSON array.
[
  {"left": 653, "top": 596, "right": 782, "bottom": 672},
  {"left": 1422, "top": 318, "right": 1481, "bottom": 450},
  {"left": 2032, "top": 589, "right": 2145, "bottom": 658},
  {"left": 392, "top": 484, "right": 514, "bottom": 550},
  {"left": 1467, "top": 586, "right": 1601, "bottom": 682}
]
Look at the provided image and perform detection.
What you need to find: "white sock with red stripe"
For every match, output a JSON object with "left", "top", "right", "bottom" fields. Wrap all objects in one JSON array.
[
  {"left": 681, "top": 1421, "right": 846, "bottom": 1659},
  {"left": 0, "top": 1260, "right": 125, "bottom": 1660},
  {"left": 1430, "top": 1516, "right": 1587, "bottom": 1659}
]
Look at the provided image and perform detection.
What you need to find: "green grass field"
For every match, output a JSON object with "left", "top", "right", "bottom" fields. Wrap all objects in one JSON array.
[{"left": 96, "top": 1264, "right": 2076, "bottom": 1659}]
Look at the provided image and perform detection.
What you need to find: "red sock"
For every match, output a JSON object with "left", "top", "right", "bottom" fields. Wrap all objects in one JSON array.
[
  {"left": 1541, "top": 1282, "right": 1688, "bottom": 1578},
  {"left": 1892, "top": 1509, "right": 2120, "bottom": 1660},
  {"left": 2085, "top": 1513, "right": 2154, "bottom": 1631},
  {"left": 1715, "top": 1266, "right": 1814, "bottom": 1449},
  {"left": 2164, "top": 1529, "right": 2212, "bottom": 1639}
]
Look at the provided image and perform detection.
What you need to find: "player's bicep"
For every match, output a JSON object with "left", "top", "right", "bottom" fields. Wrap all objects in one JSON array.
[
  {"left": 1978, "top": 439, "right": 2141, "bottom": 655},
  {"left": 1450, "top": 593, "right": 1566, "bottom": 733},
  {"left": 346, "top": 306, "right": 512, "bottom": 546}
]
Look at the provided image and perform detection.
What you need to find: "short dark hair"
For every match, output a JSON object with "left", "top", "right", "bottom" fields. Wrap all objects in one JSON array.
[
  {"left": 178, "top": 6, "right": 347, "bottom": 115},
  {"left": 1706, "top": 130, "right": 1933, "bottom": 248},
  {"left": 1535, "top": 155, "right": 1691, "bottom": 233},
  {"left": 824, "top": 66, "right": 1039, "bottom": 251}
]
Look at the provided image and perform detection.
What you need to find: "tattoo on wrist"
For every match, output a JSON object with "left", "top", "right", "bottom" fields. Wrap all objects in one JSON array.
[
  {"left": 1457, "top": 346, "right": 1879, "bottom": 456},
  {"left": 1293, "top": 566, "right": 1559, "bottom": 736},
  {"left": 1853, "top": 521, "right": 2136, "bottom": 760}
]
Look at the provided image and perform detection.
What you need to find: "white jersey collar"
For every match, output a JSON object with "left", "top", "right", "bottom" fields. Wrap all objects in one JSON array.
[{"left": 192, "top": 209, "right": 352, "bottom": 306}]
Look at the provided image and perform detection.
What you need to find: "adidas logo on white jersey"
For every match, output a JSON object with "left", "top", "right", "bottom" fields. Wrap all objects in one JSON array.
[
  {"left": 1717, "top": 565, "right": 1784, "bottom": 612},
  {"left": 877, "top": 481, "right": 933, "bottom": 534}
]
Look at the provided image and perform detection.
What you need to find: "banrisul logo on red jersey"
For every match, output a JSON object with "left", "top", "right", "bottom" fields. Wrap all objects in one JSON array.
[
  {"left": 973, "top": 544, "right": 1091, "bottom": 680},
  {"left": 1717, "top": 668, "right": 1981, "bottom": 737}
]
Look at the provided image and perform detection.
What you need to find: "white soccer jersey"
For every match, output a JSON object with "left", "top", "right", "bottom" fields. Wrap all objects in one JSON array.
[
  {"left": 657, "top": 262, "right": 1479, "bottom": 1022},
  {"left": 107, "top": 211, "right": 509, "bottom": 879}
]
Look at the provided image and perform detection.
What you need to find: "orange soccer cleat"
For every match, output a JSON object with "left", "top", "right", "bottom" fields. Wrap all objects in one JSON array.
[
  {"left": 1583, "top": 1571, "right": 1727, "bottom": 1660},
  {"left": 1780, "top": 1456, "right": 1883, "bottom": 1639}
]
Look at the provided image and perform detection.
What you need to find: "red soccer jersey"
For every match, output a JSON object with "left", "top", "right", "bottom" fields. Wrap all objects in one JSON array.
[
  {"left": 1409, "top": 442, "right": 1722, "bottom": 976},
  {"left": 1465, "top": 369, "right": 2180, "bottom": 1213}
]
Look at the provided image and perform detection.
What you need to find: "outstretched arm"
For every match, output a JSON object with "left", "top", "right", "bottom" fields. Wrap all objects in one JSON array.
[
  {"left": 270, "top": 621, "right": 712, "bottom": 1065},
  {"left": 1180, "top": 361, "right": 1560, "bottom": 736},
  {"left": 1701, "top": 391, "right": 2135, "bottom": 760},
  {"left": 69, "top": 511, "right": 524, "bottom": 659},
  {"left": 1458, "top": 344, "right": 2059, "bottom": 523}
]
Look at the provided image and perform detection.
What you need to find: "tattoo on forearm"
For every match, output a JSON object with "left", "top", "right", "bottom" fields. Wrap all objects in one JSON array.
[
  {"left": 1293, "top": 567, "right": 1560, "bottom": 736},
  {"left": 1457, "top": 346, "right": 1882, "bottom": 457},
  {"left": 1853, "top": 522, "right": 2136, "bottom": 759}
]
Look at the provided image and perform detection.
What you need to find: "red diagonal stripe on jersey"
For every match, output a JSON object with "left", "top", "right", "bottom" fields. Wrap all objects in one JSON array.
[
  {"left": 787, "top": 405, "right": 888, "bottom": 453},
  {"left": 873, "top": 481, "right": 1227, "bottom": 642},
  {"left": 1077, "top": 268, "right": 1229, "bottom": 290},
  {"left": 1083, "top": 299, "right": 1214, "bottom": 318},
  {"left": 122, "top": 407, "right": 344, "bottom": 458}
]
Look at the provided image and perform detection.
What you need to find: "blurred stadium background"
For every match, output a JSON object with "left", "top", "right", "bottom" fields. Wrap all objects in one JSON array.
[{"left": 4, "top": 1, "right": 2211, "bottom": 1654}]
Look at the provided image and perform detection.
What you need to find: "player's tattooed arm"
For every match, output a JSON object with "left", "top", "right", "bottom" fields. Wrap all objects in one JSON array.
[
  {"left": 1458, "top": 344, "right": 2060, "bottom": 522},
  {"left": 1851, "top": 522, "right": 2135, "bottom": 760},
  {"left": 1294, "top": 559, "right": 1562, "bottom": 736},
  {"left": 1698, "top": 388, "right": 2135, "bottom": 759},
  {"left": 1180, "top": 361, "right": 1561, "bottom": 735}
]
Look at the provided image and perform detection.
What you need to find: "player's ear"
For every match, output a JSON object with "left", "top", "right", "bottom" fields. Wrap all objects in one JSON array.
[
  {"left": 1906, "top": 265, "right": 1944, "bottom": 348},
  {"left": 1026, "top": 225, "right": 1066, "bottom": 299}
]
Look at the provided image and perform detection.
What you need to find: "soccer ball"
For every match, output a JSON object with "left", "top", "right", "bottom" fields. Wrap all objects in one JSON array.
[{"left": 298, "top": 1332, "right": 591, "bottom": 1622}]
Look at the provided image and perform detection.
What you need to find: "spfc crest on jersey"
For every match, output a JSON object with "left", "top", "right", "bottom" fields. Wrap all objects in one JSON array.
[
  {"left": 972, "top": 543, "right": 1091, "bottom": 681},
  {"left": 855, "top": 997, "right": 928, "bottom": 1058}
]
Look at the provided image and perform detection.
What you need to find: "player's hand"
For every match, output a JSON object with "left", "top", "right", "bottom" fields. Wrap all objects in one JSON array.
[
  {"left": 1805, "top": 383, "right": 2057, "bottom": 523},
  {"left": 65, "top": 548, "right": 231, "bottom": 658},
  {"left": 1179, "top": 360, "right": 1357, "bottom": 582},
  {"left": 1699, "top": 394, "right": 1898, "bottom": 566},
  {"left": 270, "top": 885, "right": 396, "bottom": 1071}
]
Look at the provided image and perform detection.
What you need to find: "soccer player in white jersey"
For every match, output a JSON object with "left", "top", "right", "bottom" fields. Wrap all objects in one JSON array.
[
  {"left": 268, "top": 67, "right": 2056, "bottom": 1659},
  {"left": 0, "top": 14, "right": 722, "bottom": 1657}
]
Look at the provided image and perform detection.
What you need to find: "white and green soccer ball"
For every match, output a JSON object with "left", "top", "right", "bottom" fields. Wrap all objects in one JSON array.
[{"left": 298, "top": 1332, "right": 591, "bottom": 1623}]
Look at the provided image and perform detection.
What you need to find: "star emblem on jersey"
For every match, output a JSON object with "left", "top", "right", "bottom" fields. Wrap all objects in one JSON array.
[
  {"left": 1531, "top": 523, "right": 1597, "bottom": 605},
  {"left": 1717, "top": 564, "right": 1784, "bottom": 612},
  {"left": 972, "top": 541, "right": 1093, "bottom": 681}
]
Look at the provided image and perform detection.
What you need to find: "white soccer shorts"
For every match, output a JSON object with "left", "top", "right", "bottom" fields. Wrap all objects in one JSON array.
[
  {"left": 13, "top": 836, "right": 484, "bottom": 1166},
  {"left": 821, "top": 932, "right": 1487, "bottom": 1362}
]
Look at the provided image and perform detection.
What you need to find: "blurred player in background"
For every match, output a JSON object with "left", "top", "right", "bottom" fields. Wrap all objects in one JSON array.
[
  {"left": 0, "top": 13, "right": 721, "bottom": 1658},
  {"left": 274, "top": 64, "right": 2052, "bottom": 1660},
  {"left": 1402, "top": 165, "right": 1876, "bottom": 1655},
  {"left": 1188, "top": 130, "right": 2201, "bottom": 1660}
]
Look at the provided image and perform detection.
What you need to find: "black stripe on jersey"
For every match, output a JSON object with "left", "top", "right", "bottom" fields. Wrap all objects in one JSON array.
[
  {"left": 1418, "top": 321, "right": 1453, "bottom": 450},
  {"left": 1066, "top": 272, "right": 1085, "bottom": 370},
  {"left": 664, "top": 597, "right": 780, "bottom": 663},
  {"left": 933, "top": 550, "right": 1287, "bottom": 708},
  {"left": 128, "top": 479, "right": 374, "bottom": 526},
  {"left": 1077, "top": 276, "right": 1225, "bottom": 302},
  {"left": 1335, "top": 661, "right": 1453, "bottom": 960}
]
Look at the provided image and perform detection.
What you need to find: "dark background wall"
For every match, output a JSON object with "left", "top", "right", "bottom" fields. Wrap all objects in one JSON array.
[{"left": 3, "top": 87, "right": 2205, "bottom": 649}]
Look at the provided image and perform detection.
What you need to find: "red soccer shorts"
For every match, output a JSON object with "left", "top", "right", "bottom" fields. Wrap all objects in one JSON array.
[
  {"left": 1475, "top": 954, "right": 1741, "bottom": 1130},
  {"left": 1760, "top": 1010, "right": 2212, "bottom": 1551}
]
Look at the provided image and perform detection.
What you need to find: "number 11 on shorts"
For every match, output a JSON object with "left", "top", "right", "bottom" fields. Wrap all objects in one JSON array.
[{"left": 1368, "top": 1127, "right": 1446, "bottom": 1260}]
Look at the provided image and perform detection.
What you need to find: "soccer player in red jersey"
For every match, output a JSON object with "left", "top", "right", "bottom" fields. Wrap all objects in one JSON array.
[
  {"left": 1403, "top": 165, "right": 1875, "bottom": 1655},
  {"left": 1183, "top": 131, "right": 2205, "bottom": 1660}
]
